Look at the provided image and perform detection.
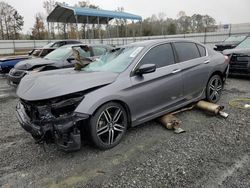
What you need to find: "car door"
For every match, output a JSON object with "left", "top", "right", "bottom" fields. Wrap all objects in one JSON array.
[
  {"left": 173, "top": 42, "right": 210, "bottom": 100},
  {"left": 129, "top": 43, "right": 183, "bottom": 122}
]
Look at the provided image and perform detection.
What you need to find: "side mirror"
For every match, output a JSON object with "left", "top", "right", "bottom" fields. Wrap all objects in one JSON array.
[{"left": 135, "top": 64, "right": 156, "bottom": 75}]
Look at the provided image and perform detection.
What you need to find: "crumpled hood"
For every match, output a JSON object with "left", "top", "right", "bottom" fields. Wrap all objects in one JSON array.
[
  {"left": 17, "top": 68, "right": 118, "bottom": 101},
  {"left": 14, "top": 58, "right": 57, "bottom": 70},
  {"left": 223, "top": 48, "right": 250, "bottom": 55}
]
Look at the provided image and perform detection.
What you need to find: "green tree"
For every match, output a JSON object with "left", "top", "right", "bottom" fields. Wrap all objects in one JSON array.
[{"left": 0, "top": 1, "right": 24, "bottom": 39}]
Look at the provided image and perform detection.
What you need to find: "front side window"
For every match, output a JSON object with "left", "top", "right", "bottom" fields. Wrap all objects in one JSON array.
[
  {"left": 174, "top": 42, "right": 200, "bottom": 62},
  {"left": 139, "top": 43, "right": 175, "bottom": 68}
]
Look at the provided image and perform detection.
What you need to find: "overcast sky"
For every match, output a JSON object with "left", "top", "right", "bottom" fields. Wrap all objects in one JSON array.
[{"left": 4, "top": 0, "right": 250, "bottom": 33}]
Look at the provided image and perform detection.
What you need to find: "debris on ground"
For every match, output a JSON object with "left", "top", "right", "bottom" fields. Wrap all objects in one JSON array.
[
  {"left": 229, "top": 98, "right": 250, "bottom": 109},
  {"left": 158, "top": 114, "right": 185, "bottom": 134},
  {"left": 196, "top": 100, "right": 229, "bottom": 118}
]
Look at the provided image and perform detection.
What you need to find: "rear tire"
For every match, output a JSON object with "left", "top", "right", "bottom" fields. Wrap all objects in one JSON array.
[
  {"left": 206, "top": 75, "right": 223, "bottom": 103},
  {"left": 89, "top": 102, "right": 128, "bottom": 150}
]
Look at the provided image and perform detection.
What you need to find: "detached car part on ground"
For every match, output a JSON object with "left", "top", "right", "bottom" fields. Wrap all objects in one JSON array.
[
  {"left": 223, "top": 36, "right": 250, "bottom": 76},
  {"left": 16, "top": 39, "right": 229, "bottom": 151},
  {"left": 214, "top": 35, "right": 247, "bottom": 52},
  {"left": 0, "top": 40, "right": 81, "bottom": 74},
  {"left": 7, "top": 44, "right": 112, "bottom": 86}
]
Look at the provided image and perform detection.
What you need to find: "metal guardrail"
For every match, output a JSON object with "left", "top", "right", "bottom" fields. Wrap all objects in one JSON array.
[{"left": 0, "top": 31, "right": 250, "bottom": 55}]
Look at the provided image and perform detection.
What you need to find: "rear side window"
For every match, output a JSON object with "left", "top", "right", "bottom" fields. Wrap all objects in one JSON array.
[
  {"left": 174, "top": 42, "right": 200, "bottom": 62},
  {"left": 140, "top": 43, "right": 175, "bottom": 68},
  {"left": 197, "top": 44, "right": 207, "bottom": 57}
]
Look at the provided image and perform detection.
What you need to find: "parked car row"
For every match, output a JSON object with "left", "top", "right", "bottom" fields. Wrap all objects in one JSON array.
[
  {"left": 7, "top": 44, "right": 112, "bottom": 86},
  {"left": 0, "top": 40, "right": 82, "bottom": 74},
  {"left": 13, "top": 39, "right": 229, "bottom": 151},
  {"left": 213, "top": 35, "right": 250, "bottom": 76}
]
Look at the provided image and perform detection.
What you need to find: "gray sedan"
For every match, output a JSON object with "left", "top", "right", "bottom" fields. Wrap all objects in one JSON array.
[{"left": 16, "top": 39, "right": 229, "bottom": 151}]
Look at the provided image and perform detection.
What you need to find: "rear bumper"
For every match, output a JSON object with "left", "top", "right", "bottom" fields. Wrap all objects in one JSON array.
[{"left": 16, "top": 102, "right": 89, "bottom": 151}]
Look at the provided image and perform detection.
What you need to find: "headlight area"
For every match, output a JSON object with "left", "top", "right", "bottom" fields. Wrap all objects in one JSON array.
[{"left": 16, "top": 92, "right": 89, "bottom": 151}]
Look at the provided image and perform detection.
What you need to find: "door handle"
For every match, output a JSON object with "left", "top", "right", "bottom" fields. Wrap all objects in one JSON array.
[
  {"left": 204, "top": 60, "right": 210, "bottom": 64},
  {"left": 172, "top": 69, "right": 181, "bottom": 74}
]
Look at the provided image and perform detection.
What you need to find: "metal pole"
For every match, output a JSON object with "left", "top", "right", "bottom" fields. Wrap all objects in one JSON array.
[
  {"left": 116, "top": 19, "right": 119, "bottom": 38},
  {"left": 132, "top": 20, "right": 135, "bottom": 42},
  {"left": 75, "top": 15, "right": 80, "bottom": 40},
  {"left": 125, "top": 19, "right": 127, "bottom": 44},
  {"left": 106, "top": 17, "right": 110, "bottom": 45},
  {"left": 57, "top": 22, "right": 59, "bottom": 38},
  {"left": 229, "top": 24, "right": 232, "bottom": 37},
  {"left": 140, "top": 20, "right": 143, "bottom": 40},
  {"left": 86, "top": 16, "right": 90, "bottom": 43},
  {"left": 47, "top": 22, "right": 50, "bottom": 39},
  {"left": 98, "top": 17, "right": 101, "bottom": 40}
]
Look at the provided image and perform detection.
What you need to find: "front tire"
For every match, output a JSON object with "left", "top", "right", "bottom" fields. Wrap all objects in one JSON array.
[
  {"left": 206, "top": 75, "right": 223, "bottom": 103},
  {"left": 89, "top": 102, "right": 128, "bottom": 150}
]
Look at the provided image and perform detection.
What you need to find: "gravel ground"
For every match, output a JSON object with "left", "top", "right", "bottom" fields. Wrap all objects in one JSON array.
[{"left": 0, "top": 77, "right": 249, "bottom": 188}]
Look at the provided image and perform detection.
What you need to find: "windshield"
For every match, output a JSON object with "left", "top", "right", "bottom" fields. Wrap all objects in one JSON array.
[
  {"left": 44, "top": 47, "right": 72, "bottom": 61},
  {"left": 236, "top": 37, "right": 250, "bottom": 49},
  {"left": 82, "top": 46, "right": 144, "bottom": 73},
  {"left": 225, "top": 36, "right": 246, "bottom": 42}
]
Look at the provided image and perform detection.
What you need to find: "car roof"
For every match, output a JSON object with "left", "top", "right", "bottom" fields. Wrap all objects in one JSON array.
[
  {"left": 59, "top": 43, "right": 112, "bottom": 48},
  {"left": 119, "top": 38, "right": 203, "bottom": 48}
]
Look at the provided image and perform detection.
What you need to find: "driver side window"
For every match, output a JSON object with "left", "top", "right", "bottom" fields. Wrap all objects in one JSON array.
[{"left": 139, "top": 43, "right": 175, "bottom": 68}]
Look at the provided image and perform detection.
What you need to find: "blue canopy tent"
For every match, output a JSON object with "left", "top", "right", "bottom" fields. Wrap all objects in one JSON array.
[{"left": 47, "top": 4, "right": 142, "bottom": 40}]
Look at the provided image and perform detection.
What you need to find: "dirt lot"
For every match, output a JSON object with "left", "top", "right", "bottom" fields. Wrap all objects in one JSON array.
[{"left": 0, "top": 76, "right": 249, "bottom": 188}]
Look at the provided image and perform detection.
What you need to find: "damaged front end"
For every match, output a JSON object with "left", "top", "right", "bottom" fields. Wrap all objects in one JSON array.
[{"left": 16, "top": 92, "right": 89, "bottom": 151}]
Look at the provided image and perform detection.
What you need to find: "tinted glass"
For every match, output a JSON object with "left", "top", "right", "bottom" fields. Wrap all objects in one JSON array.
[
  {"left": 197, "top": 44, "right": 206, "bottom": 57},
  {"left": 236, "top": 37, "right": 250, "bottom": 48},
  {"left": 174, "top": 42, "right": 200, "bottom": 62},
  {"left": 140, "top": 43, "right": 175, "bottom": 68}
]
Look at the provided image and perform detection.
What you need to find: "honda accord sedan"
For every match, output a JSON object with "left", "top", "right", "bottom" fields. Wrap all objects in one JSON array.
[{"left": 16, "top": 39, "right": 229, "bottom": 151}]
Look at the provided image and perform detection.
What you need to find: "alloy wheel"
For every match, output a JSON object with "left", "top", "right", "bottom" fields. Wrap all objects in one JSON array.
[
  {"left": 208, "top": 76, "right": 222, "bottom": 103},
  {"left": 96, "top": 106, "right": 126, "bottom": 145}
]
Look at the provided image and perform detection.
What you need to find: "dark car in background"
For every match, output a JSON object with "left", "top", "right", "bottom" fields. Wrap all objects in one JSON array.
[
  {"left": 7, "top": 44, "right": 112, "bottom": 85},
  {"left": 28, "top": 40, "right": 82, "bottom": 57},
  {"left": 223, "top": 36, "right": 250, "bottom": 76},
  {"left": 16, "top": 39, "right": 229, "bottom": 151},
  {"left": 0, "top": 40, "right": 82, "bottom": 74},
  {"left": 214, "top": 35, "right": 247, "bottom": 52}
]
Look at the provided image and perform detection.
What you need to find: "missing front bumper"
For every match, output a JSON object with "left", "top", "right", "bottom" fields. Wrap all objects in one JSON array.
[{"left": 16, "top": 102, "right": 89, "bottom": 151}]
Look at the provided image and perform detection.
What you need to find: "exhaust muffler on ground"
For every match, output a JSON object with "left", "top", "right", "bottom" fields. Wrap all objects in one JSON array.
[
  {"left": 196, "top": 101, "right": 229, "bottom": 118},
  {"left": 158, "top": 100, "right": 229, "bottom": 133}
]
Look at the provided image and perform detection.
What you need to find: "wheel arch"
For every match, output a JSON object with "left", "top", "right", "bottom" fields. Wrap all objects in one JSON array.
[{"left": 91, "top": 99, "right": 132, "bottom": 127}]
